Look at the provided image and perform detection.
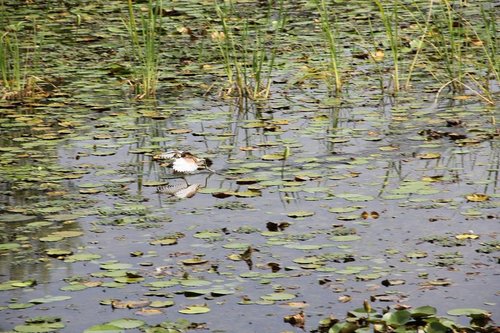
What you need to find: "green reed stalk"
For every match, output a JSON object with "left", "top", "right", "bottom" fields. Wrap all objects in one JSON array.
[
  {"left": 214, "top": 2, "right": 244, "bottom": 97},
  {"left": 0, "top": 26, "right": 22, "bottom": 93},
  {"left": 479, "top": 5, "right": 498, "bottom": 81},
  {"left": 125, "top": 0, "right": 161, "bottom": 98},
  {"left": 404, "top": 0, "right": 434, "bottom": 90},
  {"left": 316, "top": 0, "right": 342, "bottom": 94},
  {"left": 214, "top": 0, "right": 284, "bottom": 99},
  {"left": 374, "top": 0, "right": 400, "bottom": 93}
]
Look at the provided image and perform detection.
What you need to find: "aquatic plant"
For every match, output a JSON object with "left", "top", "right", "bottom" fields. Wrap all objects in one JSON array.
[
  {"left": 319, "top": 301, "right": 497, "bottom": 333},
  {"left": 315, "top": 0, "right": 342, "bottom": 95},
  {"left": 212, "top": 0, "right": 285, "bottom": 100},
  {"left": 374, "top": 0, "right": 401, "bottom": 93},
  {"left": 124, "top": 0, "right": 161, "bottom": 99}
]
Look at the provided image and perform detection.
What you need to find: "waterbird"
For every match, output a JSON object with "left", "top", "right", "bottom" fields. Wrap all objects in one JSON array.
[{"left": 153, "top": 150, "right": 214, "bottom": 173}]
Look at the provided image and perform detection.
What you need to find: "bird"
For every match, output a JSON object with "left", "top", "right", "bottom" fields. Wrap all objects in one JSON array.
[{"left": 153, "top": 150, "right": 214, "bottom": 173}]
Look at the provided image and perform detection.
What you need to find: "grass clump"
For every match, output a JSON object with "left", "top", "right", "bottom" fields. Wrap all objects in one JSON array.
[
  {"left": 315, "top": 0, "right": 342, "bottom": 95},
  {"left": 212, "top": 0, "right": 286, "bottom": 100},
  {"left": 124, "top": 0, "right": 162, "bottom": 99}
]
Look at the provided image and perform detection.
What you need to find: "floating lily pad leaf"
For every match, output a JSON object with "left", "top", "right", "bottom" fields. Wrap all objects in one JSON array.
[
  {"left": 262, "top": 153, "right": 285, "bottom": 161},
  {"left": 143, "top": 180, "right": 170, "bottom": 187},
  {"left": 261, "top": 293, "right": 296, "bottom": 301},
  {"left": 285, "top": 244, "right": 322, "bottom": 250},
  {"left": 193, "top": 231, "right": 223, "bottom": 239},
  {"left": 356, "top": 273, "right": 382, "bottom": 281},
  {"left": 328, "top": 206, "right": 362, "bottom": 213},
  {"left": 337, "top": 266, "right": 367, "bottom": 275},
  {"left": 178, "top": 305, "right": 211, "bottom": 314},
  {"left": 418, "top": 153, "right": 441, "bottom": 159},
  {"left": 114, "top": 276, "right": 145, "bottom": 284},
  {"left": 330, "top": 235, "right": 361, "bottom": 242},
  {"left": 45, "top": 249, "right": 73, "bottom": 258},
  {"left": 100, "top": 263, "right": 133, "bottom": 270},
  {"left": 8, "top": 303, "right": 35, "bottom": 310},
  {"left": 383, "top": 310, "right": 412, "bottom": 327},
  {"left": 336, "top": 214, "right": 359, "bottom": 221},
  {"left": 65, "top": 253, "right": 102, "bottom": 262},
  {"left": 60, "top": 284, "right": 89, "bottom": 292},
  {"left": 0, "top": 242, "right": 21, "bottom": 251},
  {"left": 234, "top": 190, "right": 261, "bottom": 198},
  {"left": 287, "top": 210, "right": 315, "bottom": 218},
  {"left": 211, "top": 289, "right": 235, "bottom": 297},
  {"left": 149, "top": 300, "right": 175, "bottom": 308},
  {"left": 111, "top": 299, "right": 150, "bottom": 309},
  {"left": 83, "top": 324, "right": 122, "bottom": 332},
  {"left": 14, "top": 322, "right": 65, "bottom": 332},
  {"left": 39, "top": 235, "right": 64, "bottom": 242},
  {"left": 106, "top": 319, "right": 144, "bottom": 329},
  {"left": 182, "top": 258, "right": 208, "bottom": 265},
  {"left": 447, "top": 308, "right": 490, "bottom": 316},
  {"left": 223, "top": 242, "right": 251, "bottom": 250},
  {"left": 79, "top": 182, "right": 105, "bottom": 188},
  {"left": 146, "top": 280, "right": 179, "bottom": 288},
  {"left": 180, "top": 279, "right": 211, "bottom": 287},
  {"left": 50, "top": 230, "right": 84, "bottom": 238},
  {"left": 29, "top": 295, "right": 72, "bottom": 304},
  {"left": 0, "top": 214, "right": 36, "bottom": 223},
  {"left": 336, "top": 193, "right": 375, "bottom": 202},
  {"left": 381, "top": 279, "right": 406, "bottom": 287},
  {"left": 91, "top": 151, "right": 117, "bottom": 156},
  {"left": 150, "top": 238, "right": 178, "bottom": 246},
  {"left": 109, "top": 177, "right": 135, "bottom": 184},
  {"left": 405, "top": 251, "right": 428, "bottom": 259},
  {"left": 11, "top": 280, "right": 37, "bottom": 288},
  {"left": 410, "top": 306, "right": 437, "bottom": 318}
]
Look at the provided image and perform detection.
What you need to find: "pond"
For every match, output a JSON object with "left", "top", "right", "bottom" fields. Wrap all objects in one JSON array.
[{"left": 0, "top": 1, "right": 498, "bottom": 332}]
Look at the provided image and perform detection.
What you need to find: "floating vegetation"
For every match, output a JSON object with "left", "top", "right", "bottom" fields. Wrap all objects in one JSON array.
[{"left": 0, "top": 0, "right": 498, "bottom": 332}]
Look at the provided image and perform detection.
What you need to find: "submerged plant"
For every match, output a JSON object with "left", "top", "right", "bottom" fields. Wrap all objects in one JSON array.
[{"left": 124, "top": 0, "right": 162, "bottom": 99}]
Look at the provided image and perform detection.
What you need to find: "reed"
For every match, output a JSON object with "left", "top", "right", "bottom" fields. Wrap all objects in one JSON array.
[
  {"left": 315, "top": 0, "right": 342, "bottom": 94},
  {"left": 0, "top": 26, "right": 22, "bottom": 93},
  {"left": 478, "top": 5, "right": 498, "bottom": 81},
  {"left": 213, "top": 0, "right": 285, "bottom": 100},
  {"left": 374, "top": 0, "right": 401, "bottom": 93},
  {"left": 124, "top": 0, "right": 161, "bottom": 99}
]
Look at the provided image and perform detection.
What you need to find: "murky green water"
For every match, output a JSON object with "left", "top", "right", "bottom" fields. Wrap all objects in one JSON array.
[{"left": 1, "top": 1, "right": 498, "bottom": 332}]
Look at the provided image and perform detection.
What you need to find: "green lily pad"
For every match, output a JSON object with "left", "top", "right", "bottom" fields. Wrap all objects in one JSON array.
[
  {"left": 287, "top": 210, "right": 315, "bottom": 218},
  {"left": 178, "top": 305, "right": 211, "bottom": 314},
  {"left": 106, "top": 318, "right": 145, "bottom": 329},
  {"left": 83, "top": 324, "right": 122, "bottom": 332},
  {"left": 260, "top": 293, "right": 296, "bottom": 301},
  {"left": 447, "top": 308, "right": 490, "bottom": 316},
  {"left": 29, "top": 295, "right": 72, "bottom": 304}
]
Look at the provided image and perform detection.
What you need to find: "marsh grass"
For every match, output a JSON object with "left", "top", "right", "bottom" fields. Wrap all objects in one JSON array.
[
  {"left": 0, "top": 21, "right": 43, "bottom": 100},
  {"left": 374, "top": 0, "right": 401, "bottom": 93},
  {"left": 315, "top": 0, "right": 342, "bottom": 94},
  {"left": 0, "top": 27, "right": 22, "bottom": 93},
  {"left": 479, "top": 5, "right": 499, "bottom": 81},
  {"left": 213, "top": 0, "right": 285, "bottom": 100},
  {"left": 124, "top": 0, "right": 161, "bottom": 99}
]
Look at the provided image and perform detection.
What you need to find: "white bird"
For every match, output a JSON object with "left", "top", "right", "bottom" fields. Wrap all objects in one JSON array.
[{"left": 153, "top": 150, "right": 213, "bottom": 173}]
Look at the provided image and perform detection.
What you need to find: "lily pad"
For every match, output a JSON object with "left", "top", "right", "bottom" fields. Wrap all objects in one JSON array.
[{"left": 178, "top": 305, "right": 211, "bottom": 314}]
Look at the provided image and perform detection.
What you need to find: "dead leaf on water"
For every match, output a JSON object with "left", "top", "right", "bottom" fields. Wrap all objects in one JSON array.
[
  {"left": 466, "top": 193, "right": 489, "bottom": 202},
  {"left": 283, "top": 310, "right": 305, "bottom": 329}
]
